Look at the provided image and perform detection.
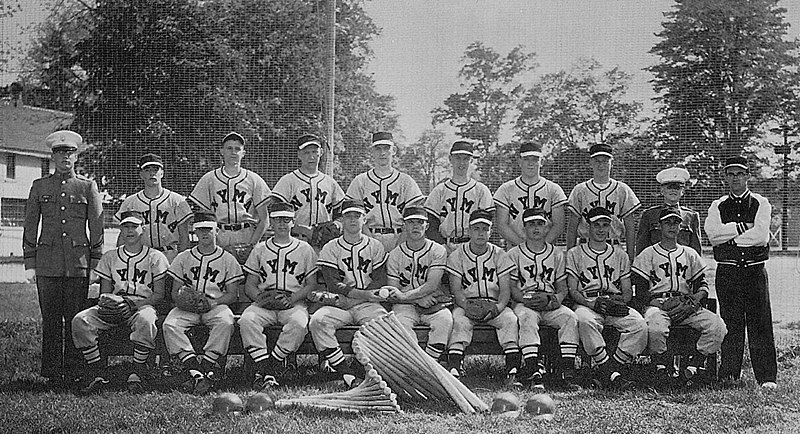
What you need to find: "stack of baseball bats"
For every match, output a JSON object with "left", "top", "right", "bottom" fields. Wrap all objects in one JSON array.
[{"left": 275, "top": 367, "right": 400, "bottom": 413}]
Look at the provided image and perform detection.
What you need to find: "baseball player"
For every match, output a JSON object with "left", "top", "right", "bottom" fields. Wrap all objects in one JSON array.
[
  {"left": 309, "top": 199, "right": 391, "bottom": 387},
  {"left": 566, "top": 207, "right": 647, "bottom": 389},
  {"left": 271, "top": 134, "right": 345, "bottom": 236},
  {"left": 346, "top": 132, "right": 424, "bottom": 252},
  {"left": 385, "top": 206, "right": 452, "bottom": 363},
  {"left": 494, "top": 142, "right": 567, "bottom": 246},
  {"left": 116, "top": 153, "right": 192, "bottom": 262},
  {"left": 446, "top": 209, "right": 521, "bottom": 387},
  {"left": 238, "top": 202, "right": 317, "bottom": 390},
  {"left": 635, "top": 167, "right": 701, "bottom": 256},
  {"left": 162, "top": 211, "right": 244, "bottom": 394},
  {"left": 632, "top": 207, "right": 726, "bottom": 385},
  {"left": 23, "top": 130, "right": 103, "bottom": 386},
  {"left": 704, "top": 156, "right": 777, "bottom": 388},
  {"left": 507, "top": 208, "right": 580, "bottom": 390},
  {"left": 72, "top": 211, "right": 169, "bottom": 393},
  {"left": 189, "top": 132, "right": 271, "bottom": 281},
  {"left": 566, "top": 143, "right": 640, "bottom": 262},
  {"left": 424, "top": 140, "right": 493, "bottom": 252}
]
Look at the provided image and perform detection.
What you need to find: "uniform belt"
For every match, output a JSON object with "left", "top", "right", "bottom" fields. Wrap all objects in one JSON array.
[
  {"left": 651, "top": 291, "right": 682, "bottom": 300},
  {"left": 220, "top": 222, "right": 253, "bottom": 231},
  {"left": 447, "top": 236, "right": 470, "bottom": 244},
  {"left": 583, "top": 290, "right": 600, "bottom": 298},
  {"left": 153, "top": 246, "right": 176, "bottom": 252},
  {"left": 579, "top": 238, "right": 621, "bottom": 246},
  {"left": 372, "top": 227, "right": 402, "bottom": 235}
]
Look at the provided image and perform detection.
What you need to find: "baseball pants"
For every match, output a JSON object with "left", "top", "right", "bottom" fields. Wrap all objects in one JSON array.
[
  {"left": 644, "top": 306, "right": 727, "bottom": 356},
  {"left": 449, "top": 306, "right": 519, "bottom": 352},
  {"left": 163, "top": 304, "right": 234, "bottom": 365},
  {"left": 72, "top": 305, "right": 158, "bottom": 362},
  {"left": 514, "top": 304, "right": 579, "bottom": 360},
  {"left": 716, "top": 264, "right": 777, "bottom": 383},
  {"left": 392, "top": 304, "right": 453, "bottom": 351},
  {"left": 238, "top": 304, "right": 309, "bottom": 364},
  {"left": 309, "top": 302, "right": 387, "bottom": 352},
  {"left": 574, "top": 305, "right": 647, "bottom": 364},
  {"left": 36, "top": 276, "right": 89, "bottom": 379}
]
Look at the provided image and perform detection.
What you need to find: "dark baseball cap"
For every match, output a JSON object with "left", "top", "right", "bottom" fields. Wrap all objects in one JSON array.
[
  {"left": 402, "top": 206, "right": 428, "bottom": 221},
  {"left": 723, "top": 156, "right": 749, "bottom": 172},
  {"left": 469, "top": 209, "right": 493, "bottom": 227},
  {"left": 341, "top": 199, "right": 366, "bottom": 215},
  {"left": 371, "top": 131, "right": 394, "bottom": 147},
  {"left": 193, "top": 211, "right": 217, "bottom": 229},
  {"left": 589, "top": 143, "right": 613, "bottom": 158},
  {"left": 585, "top": 207, "right": 613, "bottom": 223},
  {"left": 269, "top": 201, "right": 295, "bottom": 219},
  {"left": 222, "top": 131, "right": 246, "bottom": 146},
  {"left": 119, "top": 210, "right": 144, "bottom": 225},
  {"left": 450, "top": 140, "right": 475, "bottom": 157},
  {"left": 138, "top": 153, "right": 163, "bottom": 170},
  {"left": 659, "top": 207, "right": 682, "bottom": 222},
  {"left": 297, "top": 134, "right": 321, "bottom": 150},
  {"left": 522, "top": 207, "right": 549, "bottom": 224},
  {"left": 519, "top": 142, "right": 543, "bottom": 158}
]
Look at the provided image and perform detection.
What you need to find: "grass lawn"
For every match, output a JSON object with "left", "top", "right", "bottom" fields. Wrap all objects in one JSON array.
[{"left": 1, "top": 282, "right": 799, "bottom": 433}]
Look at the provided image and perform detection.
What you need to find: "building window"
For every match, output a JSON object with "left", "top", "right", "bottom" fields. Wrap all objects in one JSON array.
[
  {"left": 6, "top": 154, "right": 15, "bottom": 179},
  {"left": 1, "top": 198, "right": 27, "bottom": 226},
  {"left": 41, "top": 158, "right": 50, "bottom": 177}
]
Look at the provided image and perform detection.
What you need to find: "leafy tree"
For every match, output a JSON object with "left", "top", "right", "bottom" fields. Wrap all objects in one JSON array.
[{"left": 395, "top": 128, "right": 449, "bottom": 194}]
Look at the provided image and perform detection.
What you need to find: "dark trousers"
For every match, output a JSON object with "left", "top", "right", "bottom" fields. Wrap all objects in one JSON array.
[
  {"left": 715, "top": 264, "right": 777, "bottom": 383},
  {"left": 36, "top": 276, "right": 89, "bottom": 379}
]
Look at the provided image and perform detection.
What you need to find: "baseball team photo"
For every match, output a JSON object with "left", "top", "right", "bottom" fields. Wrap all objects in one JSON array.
[{"left": 1, "top": 0, "right": 800, "bottom": 433}]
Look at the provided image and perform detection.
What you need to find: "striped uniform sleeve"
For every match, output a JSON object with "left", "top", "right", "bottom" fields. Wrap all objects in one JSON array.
[
  {"left": 495, "top": 247, "right": 515, "bottom": 278},
  {"left": 173, "top": 193, "right": 193, "bottom": 224},
  {"left": 302, "top": 242, "right": 319, "bottom": 281},
  {"left": 630, "top": 248, "right": 650, "bottom": 279},
  {"left": 564, "top": 246, "right": 581, "bottom": 278},
  {"left": 94, "top": 250, "right": 115, "bottom": 281},
  {"left": 386, "top": 247, "right": 403, "bottom": 280},
  {"left": 550, "top": 182, "right": 568, "bottom": 208},
  {"left": 686, "top": 249, "right": 707, "bottom": 286},
  {"left": 401, "top": 173, "right": 424, "bottom": 208},
  {"left": 250, "top": 172, "right": 272, "bottom": 216},
  {"left": 270, "top": 172, "right": 294, "bottom": 204},
  {"left": 219, "top": 254, "right": 245, "bottom": 286},
  {"left": 446, "top": 248, "right": 464, "bottom": 278},
  {"left": 423, "top": 186, "right": 443, "bottom": 217},
  {"left": 371, "top": 240, "right": 388, "bottom": 270},
  {"left": 242, "top": 243, "right": 264, "bottom": 275},
  {"left": 617, "top": 181, "right": 641, "bottom": 218},
  {"left": 553, "top": 248, "right": 567, "bottom": 283},
  {"left": 616, "top": 247, "right": 631, "bottom": 279},
  {"left": 188, "top": 172, "right": 214, "bottom": 211},
  {"left": 151, "top": 250, "right": 170, "bottom": 281},
  {"left": 316, "top": 241, "right": 340, "bottom": 270},
  {"left": 429, "top": 242, "right": 447, "bottom": 269},
  {"left": 167, "top": 253, "right": 188, "bottom": 282},
  {"left": 478, "top": 182, "right": 495, "bottom": 212},
  {"left": 505, "top": 247, "right": 521, "bottom": 281},
  {"left": 492, "top": 181, "right": 512, "bottom": 210},
  {"left": 566, "top": 184, "right": 584, "bottom": 216}
]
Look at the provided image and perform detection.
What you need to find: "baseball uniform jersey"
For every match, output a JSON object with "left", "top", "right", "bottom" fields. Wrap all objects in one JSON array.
[
  {"left": 567, "top": 179, "right": 640, "bottom": 241},
  {"left": 566, "top": 244, "right": 631, "bottom": 299},
  {"left": 271, "top": 170, "right": 345, "bottom": 227},
  {"left": 506, "top": 242, "right": 566, "bottom": 295},
  {"left": 243, "top": 237, "right": 318, "bottom": 294},
  {"left": 317, "top": 235, "right": 387, "bottom": 290},
  {"left": 425, "top": 178, "right": 494, "bottom": 240},
  {"left": 346, "top": 169, "right": 423, "bottom": 230},
  {"left": 446, "top": 243, "right": 514, "bottom": 300},
  {"left": 494, "top": 176, "right": 567, "bottom": 239},
  {"left": 168, "top": 246, "right": 244, "bottom": 300},
  {"left": 189, "top": 168, "right": 270, "bottom": 225},
  {"left": 387, "top": 239, "right": 447, "bottom": 292},
  {"left": 94, "top": 246, "right": 170, "bottom": 300},
  {"left": 116, "top": 189, "right": 192, "bottom": 250},
  {"left": 632, "top": 243, "right": 706, "bottom": 297}
]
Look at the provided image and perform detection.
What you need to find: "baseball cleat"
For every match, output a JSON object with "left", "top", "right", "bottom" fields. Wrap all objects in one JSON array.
[
  {"left": 253, "top": 373, "right": 280, "bottom": 390},
  {"left": 504, "top": 370, "right": 523, "bottom": 389},
  {"left": 126, "top": 373, "right": 144, "bottom": 393},
  {"left": 80, "top": 376, "right": 110, "bottom": 394}
]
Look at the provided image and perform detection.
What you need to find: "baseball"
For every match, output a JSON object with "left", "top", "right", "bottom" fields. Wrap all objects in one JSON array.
[{"left": 375, "top": 286, "right": 391, "bottom": 299}]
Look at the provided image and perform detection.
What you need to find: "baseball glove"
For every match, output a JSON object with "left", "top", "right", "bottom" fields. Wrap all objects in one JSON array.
[
  {"left": 661, "top": 294, "right": 700, "bottom": 324},
  {"left": 174, "top": 286, "right": 212, "bottom": 314},
  {"left": 463, "top": 299, "right": 500, "bottom": 322},
  {"left": 97, "top": 293, "right": 135, "bottom": 325},
  {"left": 522, "top": 292, "right": 560, "bottom": 311},
  {"left": 255, "top": 289, "right": 293, "bottom": 310},
  {"left": 310, "top": 221, "right": 341, "bottom": 249},
  {"left": 593, "top": 295, "right": 629, "bottom": 317},
  {"left": 225, "top": 243, "right": 254, "bottom": 265}
]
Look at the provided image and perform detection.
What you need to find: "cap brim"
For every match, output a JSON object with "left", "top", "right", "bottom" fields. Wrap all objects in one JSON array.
[
  {"left": 590, "top": 152, "right": 613, "bottom": 158},
  {"left": 403, "top": 214, "right": 428, "bottom": 222},
  {"left": 588, "top": 215, "right": 613, "bottom": 223},
  {"left": 270, "top": 210, "right": 295, "bottom": 218},
  {"left": 450, "top": 150, "right": 474, "bottom": 156},
  {"left": 52, "top": 145, "right": 78, "bottom": 152},
  {"left": 724, "top": 164, "right": 748, "bottom": 171},
  {"left": 371, "top": 140, "right": 394, "bottom": 147},
  {"left": 120, "top": 217, "right": 143, "bottom": 225},
  {"left": 342, "top": 206, "right": 366, "bottom": 215},
  {"left": 298, "top": 141, "right": 320, "bottom": 150},
  {"left": 193, "top": 221, "right": 217, "bottom": 229},
  {"left": 140, "top": 162, "right": 163, "bottom": 169},
  {"left": 523, "top": 215, "right": 548, "bottom": 223},
  {"left": 520, "top": 151, "right": 543, "bottom": 158},
  {"left": 659, "top": 214, "right": 683, "bottom": 222},
  {"left": 469, "top": 218, "right": 493, "bottom": 226}
]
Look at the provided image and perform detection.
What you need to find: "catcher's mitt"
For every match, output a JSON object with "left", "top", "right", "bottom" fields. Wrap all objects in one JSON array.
[
  {"left": 255, "top": 289, "right": 293, "bottom": 310},
  {"left": 310, "top": 221, "right": 341, "bottom": 249},
  {"left": 522, "top": 292, "right": 560, "bottom": 311},
  {"left": 225, "top": 243, "right": 254, "bottom": 265},
  {"left": 660, "top": 294, "right": 700, "bottom": 324},
  {"left": 593, "top": 296, "right": 628, "bottom": 317},
  {"left": 97, "top": 293, "right": 135, "bottom": 324},
  {"left": 174, "top": 286, "right": 212, "bottom": 314},
  {"left": 463, "top": 299, "right": 500, "bottom": 322}
]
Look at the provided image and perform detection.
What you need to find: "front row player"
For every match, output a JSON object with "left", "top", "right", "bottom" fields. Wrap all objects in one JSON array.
[
  {"left": 632, "top": 207, "right": 727, "bottom": 383},
  {"left": 507, "top": 208, "right": 580, "bottom": 390},
  {"left": 446, "top": 209, "right": 521, "bottom": 386},
  {"left": 567, "top": 207, "right": 647, "bottom": 389},
  {"left": 385, "top": 206, "right": 452, "bottom": 363},
  {"left": 239, "top": 202, "right": 318, "bottom": 390},
  {"left": 163, "top": 211, "right": 244, "bottom": 394},
  {"left": 72, "top": 211, "right": 170, "bottom": 393},
  {"left": 309, "top": 199, "right": 390, "bottom": 387}
]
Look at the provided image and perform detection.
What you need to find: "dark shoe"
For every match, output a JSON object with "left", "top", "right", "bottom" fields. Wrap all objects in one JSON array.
[
  {"left": 194, "top": 376, "right": 212, "bottom": 395},
  {"left": 520, "top": 364, "right": 546, "bottom": 390},
  {"left": 561, "top": 369, "right": 582, "bottom": 391},
  {"left": 80, "top": 375, "right": 110, "bottom": 394},
  {"left": 253, "top": 372, "right": 280, "bottom": 390},
  {"left": 504, "top": 368, "right": 523, "bottom": 388},
  {"left": 126, "top": 373, "right": 144, "bottom": 393},
  {"left": 607, "top": 371, "right": 635, "bottom": 391}
]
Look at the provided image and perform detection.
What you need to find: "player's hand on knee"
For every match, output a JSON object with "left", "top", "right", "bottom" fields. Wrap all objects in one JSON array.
[{"left": 25, "top": 268, "right": 36, "bottom": 283}]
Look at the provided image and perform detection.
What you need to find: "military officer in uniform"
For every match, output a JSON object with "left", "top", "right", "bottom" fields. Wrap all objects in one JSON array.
[
  {"left": 23, "top": 130, "right": 104, "bottom": 386},
  {"left": 635, "top": 167, "right": 701, "bottom": 256}
]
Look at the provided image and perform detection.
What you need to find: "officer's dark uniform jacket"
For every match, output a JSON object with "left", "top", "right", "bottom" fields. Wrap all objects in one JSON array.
[
  {"left": 23, "top": 170, "right": 104, "bottom": 277},
  {"left": 635, "top": 203, "right": 701, "bottom": 256},
  {"left": 705, "top": 190, "right": 771, "bottom": 267}
]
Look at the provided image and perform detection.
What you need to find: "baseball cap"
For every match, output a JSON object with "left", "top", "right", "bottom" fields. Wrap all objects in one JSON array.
[
  {"left": 297, "top": 134, "right": 321, "bottom": 150},
  {"left": 522, "top": 207, "right": 549, "bottom": 224},
  {"left": 119, "top": 210, "right": 144, "bottom": 226},
  {"left": 585, "top": 207, "right": 613, "bottom": 223},
  {"left": 469, "top": 209, "right": 493, "bottom": 227},
  {"left": 659, "top": 207, "right": 683, "bottom": 222},
  {"left": 519, "top": 142, "right": 543, "bottom": 158},
  {"left": 341, "top": 199, "right": 366, "bottom": 215},
  {"left": 193, "top": 211, "right": 218, "bottom": 229},
  {"left": 46, "top": 130, "right": 82, "bottom": 152},
  {"left": 269, "top": 201, "right": 295, "bottom": 219},
  {"left": 723, "top": 156, "right": 749, "bottom": 172},
  {"left": 589, "top": 143, "right": 613, "bottom": 158},
  {"left": 402, "top": 206, "right": 428, "bottom": 221},
  {"left": 222, "top": 131, "right": 246, "bottom": 146},
  {"left": 450, "top": 140, "right": 475, "bottom": 157},
  {"left": 371, "top": 131, "right": 394, "bottom": 147},
  {"left": 138, "top": 153, "right": 164, "bottom": 170},
  {"left": 656, "top": 167, "right": 689, "bottom": 185}
]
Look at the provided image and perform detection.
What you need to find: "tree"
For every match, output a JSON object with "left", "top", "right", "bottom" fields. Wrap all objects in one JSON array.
[
  {"left": 395, "top": 128, "right": 449, "bottom": 194},
  {"left": 648, "top": 0, "right": 800, "bottom": 191}
]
